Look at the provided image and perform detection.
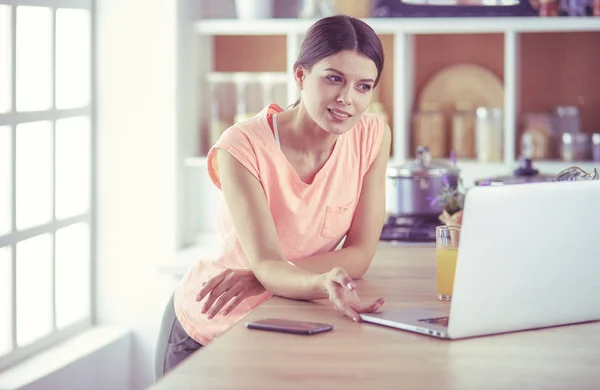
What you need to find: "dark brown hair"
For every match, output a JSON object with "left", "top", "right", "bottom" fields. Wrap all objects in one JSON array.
[{"left": 291, "top": 15, "right": 384, "bottom": 107}]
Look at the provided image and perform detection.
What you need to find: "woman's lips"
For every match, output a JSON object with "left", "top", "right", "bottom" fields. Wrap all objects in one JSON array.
[{"left": 328, "top": 108, "right": 351, "bottom": 120}]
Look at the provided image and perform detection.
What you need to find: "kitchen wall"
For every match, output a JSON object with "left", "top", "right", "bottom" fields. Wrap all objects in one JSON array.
[
  {"left": 519, "top": 32, "right": 600, "bottom": 135},
  {"left": 10, "top": 0, "right": 181, "bottom": 388},
  {"left": 94, "top": 0, "right": 180, "bottom": 388},
  {"left": 94, "top": 0, "right": 180, "bottom": 387}
]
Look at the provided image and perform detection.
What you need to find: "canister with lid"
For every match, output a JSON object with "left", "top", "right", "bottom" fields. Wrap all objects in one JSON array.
[
  {"left": 592, "top": 134, "right": 600, "bottom": 162},
  {"left": 475, "top": 107, "right": 503, "bottom": 162},
  {"left": 412, "top": 103, "right": 447, "bottom": 158},
  {"left": 561, "top": 133, "right": 591, "bottom": 161},
  {"left": 451, "top": 102, "right": 476, "bottom": 158}
]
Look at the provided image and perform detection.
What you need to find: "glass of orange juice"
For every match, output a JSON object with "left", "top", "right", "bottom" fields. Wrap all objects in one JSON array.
[{"left": 435, "top": 225, "right": 461, "bottom": 301}]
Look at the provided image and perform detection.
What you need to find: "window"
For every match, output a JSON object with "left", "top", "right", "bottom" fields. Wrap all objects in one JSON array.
[{"left": 0, "top": 0, "right": 94, "bottom": 370}]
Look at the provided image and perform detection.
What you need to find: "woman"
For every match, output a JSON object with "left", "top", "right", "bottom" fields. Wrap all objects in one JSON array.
[{"left": 155, "top": 14, "right": 391, "bottom": 379}]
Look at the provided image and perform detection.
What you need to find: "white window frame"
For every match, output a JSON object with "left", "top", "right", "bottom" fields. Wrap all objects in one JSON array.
[{"left": 0, "top": 0, "right": 95, "bottom": 370}]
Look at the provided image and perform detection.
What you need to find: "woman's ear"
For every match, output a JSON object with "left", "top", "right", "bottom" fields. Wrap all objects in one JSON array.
[{"left": 294, "top": 67, "right": 305, "bottom": 90}]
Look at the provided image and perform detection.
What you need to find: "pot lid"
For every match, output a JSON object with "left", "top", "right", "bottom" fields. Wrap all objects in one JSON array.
[
  {"left": 387, "top": 146, "right": 460, "bottom": 177},
  {"left": 475, "top": 157, "right": 555, "bottom": 185}
]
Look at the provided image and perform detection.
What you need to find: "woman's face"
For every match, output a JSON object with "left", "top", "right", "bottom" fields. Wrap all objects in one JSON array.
[{"left": 297, "top": 50, "right": 378, "bottom": 136}]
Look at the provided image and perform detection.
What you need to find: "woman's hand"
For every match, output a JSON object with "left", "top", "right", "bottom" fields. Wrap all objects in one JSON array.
[
  {"left": 195, "top": 268, "right": 266, "bottom": 319},
  {"left": 323, "top": 267, "right": 384, "bottom": 322}
]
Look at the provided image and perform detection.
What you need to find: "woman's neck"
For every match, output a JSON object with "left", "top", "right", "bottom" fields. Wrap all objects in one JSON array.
[{"left": 276, "top": 104, "right": 338, "bottom": 155}]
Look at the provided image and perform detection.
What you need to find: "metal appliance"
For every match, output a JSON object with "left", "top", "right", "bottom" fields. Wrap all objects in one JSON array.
[
  {"left": 382, "top": 146, "right": 458, "bottom": 243},
  {"left": 386, "top": 146, "right": 460, "bottom": 218},
  {"left": 380, "top": 215, "right": 440, "bottom": 242}
]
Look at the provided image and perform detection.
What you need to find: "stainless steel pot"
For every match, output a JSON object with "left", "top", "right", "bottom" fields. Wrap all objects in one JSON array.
[{"left": 386, "top": 146, "right": 460, "bottom": 217}]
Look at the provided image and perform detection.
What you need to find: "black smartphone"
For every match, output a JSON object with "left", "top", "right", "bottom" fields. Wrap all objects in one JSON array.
[{"left": 245, "top": 318, "right": 333, "bottom": 335}]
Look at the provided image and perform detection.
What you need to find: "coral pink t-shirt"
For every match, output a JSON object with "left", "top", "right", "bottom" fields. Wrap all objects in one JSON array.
[{"left": 174, "top": 104, "right": 385, "bottom": 345}]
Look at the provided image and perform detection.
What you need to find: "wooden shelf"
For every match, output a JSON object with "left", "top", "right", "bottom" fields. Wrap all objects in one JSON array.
[{"left": 195, "top": 17, "right": 600, "bottom": 36}]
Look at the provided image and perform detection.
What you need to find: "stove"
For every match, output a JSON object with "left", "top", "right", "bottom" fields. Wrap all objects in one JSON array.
[{"left": 380, "top": 215, "right": 440, "bottom": 243}]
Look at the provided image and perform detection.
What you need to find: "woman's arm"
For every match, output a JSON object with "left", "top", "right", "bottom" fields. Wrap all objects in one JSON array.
[
  {"left": 217, "top": 149, "right": 340, "bottom": 301},
  {"left": 289, "top": 123, "right": 392, "bottom": 278},
  {"left": 196, "top": 130, "right": 389, "bottom": 319}
]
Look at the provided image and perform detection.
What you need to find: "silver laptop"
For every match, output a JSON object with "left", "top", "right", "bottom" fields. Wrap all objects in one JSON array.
[{"left": 361, "top": 179, "right": 600, "bottom": 339}]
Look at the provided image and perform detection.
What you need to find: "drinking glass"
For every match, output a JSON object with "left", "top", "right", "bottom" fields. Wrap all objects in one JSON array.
[{"left": 435, "top": 225, "right": 461, "bottom": 301}]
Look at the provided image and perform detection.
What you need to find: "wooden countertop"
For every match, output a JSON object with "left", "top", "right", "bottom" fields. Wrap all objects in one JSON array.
[{"left": 151, "top": 244, "right": 600, "bottom": 390}]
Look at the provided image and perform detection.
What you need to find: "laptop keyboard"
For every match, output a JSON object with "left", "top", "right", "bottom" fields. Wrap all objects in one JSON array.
[{"left": 419, "top": 316, "right": 449, "bottom": 327}]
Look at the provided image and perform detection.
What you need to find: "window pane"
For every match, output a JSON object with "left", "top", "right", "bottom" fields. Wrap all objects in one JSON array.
[
  {"left": 0, "top": 126, "right": 10, "bottom": 236},
  {"left": 56, "top": 9, "right": 90, "bottom": 109},
  {"left": 16, "top": 234, "right": 53, "bottom": 347},
  {"left": 16, "top": 121, "right": 53, "bottom": 230},
  {"left": 0, "top": 246, "right": 12, "bottom": 357},
  {"left": 56, "top": 117, "right": 90, "bottom": 219},
  {"left": 16, "top": 6, "right": 52, "bottom": 112},
  {"left": 55, "top": 223, "right": 89, "bottom": 329},
  {"left": 0, "top": 5, "right": 11, "bottom": 114}
]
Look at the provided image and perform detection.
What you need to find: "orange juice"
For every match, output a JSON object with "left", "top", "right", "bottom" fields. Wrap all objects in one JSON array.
[{"left": 436, "top": 248, "right": 458, "bottom": 300}]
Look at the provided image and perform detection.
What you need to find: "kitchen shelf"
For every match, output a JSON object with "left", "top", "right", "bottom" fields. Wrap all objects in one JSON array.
[
  {"left": 195, "top": 17, "right": 600, "bottom": 35},
  {"left": 179, "top": 15, "right": 600, "bottom": 246},
  {"left": 191, "top": 17, "right": 600, "bottom": 165}
]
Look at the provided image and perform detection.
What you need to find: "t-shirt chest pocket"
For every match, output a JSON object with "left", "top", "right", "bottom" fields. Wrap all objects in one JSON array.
[{"left": 320, "top": 200, "right": 355, "bottom": 239}]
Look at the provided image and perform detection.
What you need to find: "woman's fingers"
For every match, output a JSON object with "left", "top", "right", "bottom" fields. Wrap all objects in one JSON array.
[
  {"left": 195, "top": 269, "right": 228, "bottom": 302},
  {"left": 334, "top": 298, "right": 383, "bottom": 322},
  {"left": 330, "top": 267, "right": 356, "bottom": 291},
  {"left": 329, "top": 286, "right": 360, "bottom": 322},
  {"left": 353, "top": 298, "right": 385, "bottom": 314},
  {"left": 326, "top": 268, "right": 385, "bottom": 322},
  {"left": 334, "top": 300, "right": 361, "bottom": 322},
  {"left": 200, "top": 282, "right": 232, "bottom": 314},
  {"left": 205, "top": 286, "right": 242, "bottom": 319},
  {"left": 345, "top": 306, "right": 361, "bottom": 322},
  {"left": 219, "top": 292, "right": 248, "bottom": 316}
]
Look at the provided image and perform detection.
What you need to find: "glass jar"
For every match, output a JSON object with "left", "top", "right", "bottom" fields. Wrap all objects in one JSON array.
[
  {"left": 561, "top": 133, "right": 591, "bottom": 162},
  {"left": 553, "top": 106, "right": 581, "bottom": 134},
  {"left": 475, "top": 107, "right": 503, "bottom": 162},
  {"left": 412, "top": 102, "right": 447, "bottom": 158},
  {"left": 520, "top": 113, "right": 553, "bottom": 160},
  {"left": 592, "top": 134, "right": 600, "bottom": 162},
  {"left": 451, "top": 102, "right": 476, "bottom": 159}
]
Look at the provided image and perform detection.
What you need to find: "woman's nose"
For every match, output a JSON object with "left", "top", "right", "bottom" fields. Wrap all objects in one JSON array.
[{"left": 336, "top": 86, "right": 352, "bottom": 105}]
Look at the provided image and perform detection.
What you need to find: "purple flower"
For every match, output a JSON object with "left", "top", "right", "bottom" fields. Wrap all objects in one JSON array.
[
  {"left": 426, "top": 195, "right": 438, "bottom": 207},
  {"left": 450, "top": 151, "right": 456, "bottom": 166},
  {"left": 441, "top": 173, "right": 449, "bottom": 187}
]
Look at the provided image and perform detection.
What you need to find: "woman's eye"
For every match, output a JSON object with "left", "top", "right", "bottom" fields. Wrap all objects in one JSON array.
[
  {"left": 359, "top": 84, "right": 373, "bottom": 92},
  {"left": 326, "top": 75, "right": 342, "bottom": 83}
]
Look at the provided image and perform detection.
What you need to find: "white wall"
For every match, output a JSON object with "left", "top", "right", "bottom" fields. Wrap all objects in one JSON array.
[
  {"left": 14, "top": 335, "right": 131, "bottom": 390},
  {"left": 96, "top": 0, "right": 179, "bottom": 388}
]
